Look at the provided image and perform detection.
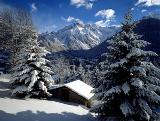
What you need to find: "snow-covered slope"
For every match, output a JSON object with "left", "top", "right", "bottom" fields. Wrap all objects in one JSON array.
[
  {"left": 39, "top": 23, "right": 119, "bottom": 50},
  {"left": 0, "top": 74, "right": 96, "bottom": 121}
]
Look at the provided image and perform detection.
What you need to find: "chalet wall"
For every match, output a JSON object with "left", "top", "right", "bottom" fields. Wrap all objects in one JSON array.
[
  {"left": 49, "top": 86, "right": 90, "bottom": 107},
  {"left": 68, "top": 88, "right": 86, "bottom": 104}
]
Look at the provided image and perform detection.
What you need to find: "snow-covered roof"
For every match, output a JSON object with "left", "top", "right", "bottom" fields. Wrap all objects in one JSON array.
[
  {"left": 50, "top": 80, "right": 94, "bottom": 100},
  {"left": 64, "top": 80, "right": 94, "bottom": 100}
]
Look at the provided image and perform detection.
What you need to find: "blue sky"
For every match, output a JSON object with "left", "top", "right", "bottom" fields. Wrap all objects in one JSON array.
[{"left": 0, "top": 0, "right": 160, "bottom": 33}]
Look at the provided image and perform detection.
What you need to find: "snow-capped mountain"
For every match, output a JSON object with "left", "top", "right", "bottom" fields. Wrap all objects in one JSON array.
[
  {"left": 39, "top": 23, "right": 119, "bottom": 51},
  {"left": 38, "top": 32, "right": 67, "bottom": 52},
  {"left": 56, "top": 17, "right": 160, "bottom": 60}
]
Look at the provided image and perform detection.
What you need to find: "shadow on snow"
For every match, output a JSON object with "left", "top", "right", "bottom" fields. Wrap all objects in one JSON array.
[{"left": 0, "top": 110, "right": 96, "bottom": 121}]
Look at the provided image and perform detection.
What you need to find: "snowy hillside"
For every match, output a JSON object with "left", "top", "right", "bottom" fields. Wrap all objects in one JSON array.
[
  {"left": 39, "top": 23, "right": 119, "bottom": 50},
  {"left": 0, "top": 75, "right": 97, "bottom": 121}
]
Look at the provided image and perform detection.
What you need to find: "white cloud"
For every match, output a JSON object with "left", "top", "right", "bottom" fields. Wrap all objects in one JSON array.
[
  {"left": 95, "top": 20, "right": 120, "bottom": 27},
  {"left": 63, "top": 16, "right": 84, "bottom": 24},
  {"left": 66, "top": 16, "right": 76, "bottom": 22},
  {"left": 141, "top": 9, "right": 147, "bottom": 12},
  {"left": 135, "top": 0, "right": 160, "bottom": 6},
  {"left": 70, "top": 0, "right": 95, "bottom": 9},
  {"left": 95, "top": 9, "right": 115, "bottom": 19},
  {"left": 31, "top": 3, "right": 37, "bottom": 12},
  {"left": 95, "top": 9, "right": 116, "bottom": 27},
  {"left": 95, "top": 20, "right": 110, "bottom": 27}
]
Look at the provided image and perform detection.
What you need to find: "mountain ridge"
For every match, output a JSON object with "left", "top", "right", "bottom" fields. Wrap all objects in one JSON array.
[
  {"left": 52, "top": 17, "right": 160, "bottom": 60},
  {"left": 39, "top": 23, "right": 119, "bottom": 51}
]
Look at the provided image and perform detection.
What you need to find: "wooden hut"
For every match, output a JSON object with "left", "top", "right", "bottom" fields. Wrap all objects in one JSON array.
[{"left": 49, "top": 80, "right": 94, "bottom": 107}]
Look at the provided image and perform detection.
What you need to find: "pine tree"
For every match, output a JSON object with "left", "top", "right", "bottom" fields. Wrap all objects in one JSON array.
[
  {"left": 91, "top": 54, "right": 109, "bottom": 87},
  {"left": 10, "top": 29, "right": 53, "bottom": 98},
  {"left": 91, "top": 11, "right": 160, "bottom": 121}
]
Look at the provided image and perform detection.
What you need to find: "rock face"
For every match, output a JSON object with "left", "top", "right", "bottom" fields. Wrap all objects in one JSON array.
[
  {"left": 38, "top": 23, "right": 119, "bottom": 51},
  {"left": 38, "top": 32, "right": 67, "bottom": 52}
]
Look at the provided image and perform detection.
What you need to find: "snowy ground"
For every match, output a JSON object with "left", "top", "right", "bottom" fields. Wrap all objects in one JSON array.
[{"left": 0, "top": 74, "right": 97, "bottom": 121}]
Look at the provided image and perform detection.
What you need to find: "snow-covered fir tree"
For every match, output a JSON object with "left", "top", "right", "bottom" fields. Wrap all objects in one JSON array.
[
  {"left": 91, "top": 53, "right": 109, "bottom": 87},
  {"left": 10, "top": 29, "right": 53, "bottom": 98},
  {"left": 91, "top": 11, "right": 160, "bottom": 121},
  {"left": 91, "top": 65, "right": 102, "bottom": 88}
]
